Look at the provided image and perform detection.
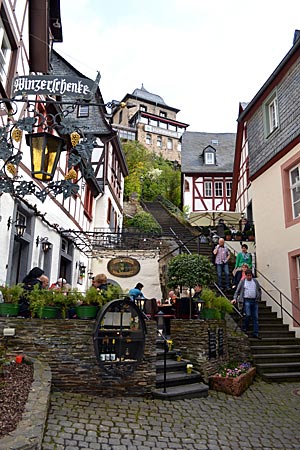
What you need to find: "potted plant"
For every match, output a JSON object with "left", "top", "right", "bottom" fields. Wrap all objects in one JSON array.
[
  {"left": 76, "top": 284, "right": 123, "bottom": 319},
  {"left": 246, "top": 228, "right": 255, "bottom": 241},
  {"left": 0, "top": 284, "right": 24, "bottom": 317},
  {"left": 199, "top": 288, "right": 219, "bottom": 319},
  {"left": 27, "top": 285, "right": 63, "bottom": 319},
  {"left": 212, "top": 295, "right": 234, "bottom": 319},
  {"left": 224, "top": 229, "right": 232, "bottom": 241},
  {"left": 209, "top": 361, "right": 256, "bottom": 396},
  {"left": 234, "top": 231, "right": 242, "bottom": 241}
]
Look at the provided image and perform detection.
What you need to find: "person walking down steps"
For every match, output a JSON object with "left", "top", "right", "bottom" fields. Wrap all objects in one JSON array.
[{"left": 232, "top": 269, "right": 262, "bottom": 339}]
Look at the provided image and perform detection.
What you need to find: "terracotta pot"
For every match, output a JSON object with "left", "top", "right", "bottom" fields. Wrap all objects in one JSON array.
[{"left": 209, "top": 367, "right": 256, "bottom": 396}]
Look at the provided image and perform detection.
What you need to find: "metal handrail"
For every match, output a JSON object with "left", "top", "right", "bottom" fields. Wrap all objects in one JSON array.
[
  {"left": 225, "top": 242, "right": 300, "bottom": 327},
  {"left": 169, "top": 228, "right": 191, "bottom": 254},
  {"left": 157, "top": 195, "right": 187, "bottom": 221}
]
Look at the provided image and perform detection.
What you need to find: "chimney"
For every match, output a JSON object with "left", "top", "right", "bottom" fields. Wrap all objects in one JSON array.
[{"left": 293, "top": 30, "right": 300, "bottom": 45}]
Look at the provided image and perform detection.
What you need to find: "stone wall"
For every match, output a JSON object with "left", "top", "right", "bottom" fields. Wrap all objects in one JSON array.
[
  {"left": 171, "top": 318, "right": 252, "bottom": 383},
  {"left": 0, "top": 318, "right": 157, "bottom": 397}
]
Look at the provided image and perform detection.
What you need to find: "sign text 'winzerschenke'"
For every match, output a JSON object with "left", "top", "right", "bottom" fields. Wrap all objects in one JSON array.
[{"left": 12, "top": 75, "right": 96, "bottom": 99}]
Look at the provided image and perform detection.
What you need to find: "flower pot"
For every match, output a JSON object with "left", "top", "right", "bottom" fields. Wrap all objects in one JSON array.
[
  {"left": 0, "top": 303, "right": 20, "bottom": 317},
  {"left": 37, "top": 306, "right": 60, "bottom": 319},
  {"left": 200, "top": 308, "right": 218, "bottom": 320},
  {"left": 75, "top": 305, "right": 98, "bottom": 319},
  {"left": 209, "top": 367, "right": 256, "bottom": 396}
]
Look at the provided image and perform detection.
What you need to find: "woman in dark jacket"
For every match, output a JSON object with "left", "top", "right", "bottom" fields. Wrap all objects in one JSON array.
[{"left": 19, "top": 267, "right": 44, "bottom": 317}]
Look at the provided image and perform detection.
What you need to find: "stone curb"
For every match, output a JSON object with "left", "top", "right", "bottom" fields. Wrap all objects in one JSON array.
[{"left": 0, "top": 359, "right": 51, "bottom": 450}]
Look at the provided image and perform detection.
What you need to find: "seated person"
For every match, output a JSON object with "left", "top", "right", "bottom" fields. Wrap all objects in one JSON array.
[
  {"left": 92, "top": 274, "right": 108, "bottom": 291},
  {"left": 128, "top": 282, "right": 145, "bottom": 302}
]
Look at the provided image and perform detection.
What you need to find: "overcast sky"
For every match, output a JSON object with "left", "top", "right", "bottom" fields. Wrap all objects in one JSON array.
[{"left": 57, "top": 0, "right": 300, "bottom": 133}]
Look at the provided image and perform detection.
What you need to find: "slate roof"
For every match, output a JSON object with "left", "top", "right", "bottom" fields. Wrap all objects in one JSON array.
[
  {"left": 181, "top": 131, "right": 236, "bottom": 174},
  {"left": 120, "top": 85, "right": 180, "bottom": 113},
  {"left": 132, "top": 85, "right": 167, "bottom": 105},
  {"left": 50, "top": 50, "right": 112, "bottom": 135}
]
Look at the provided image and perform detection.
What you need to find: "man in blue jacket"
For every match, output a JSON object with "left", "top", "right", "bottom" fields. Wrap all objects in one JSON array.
[{"left": 232, "top": 269, "right": 262, "bottom": 339}]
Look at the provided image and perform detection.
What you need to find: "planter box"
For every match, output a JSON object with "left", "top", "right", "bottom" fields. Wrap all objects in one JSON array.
[
  {"left": 209, "top": 367, "right": 256, "bottom": 396},
  {"left": 200, "top": 308, "right": 218, "bottom": 320},
  {"left": 0, "top": 303, "right": 20, "bottom": 317},
  {"left": 75, "top": 305, "right": 98, "bottom": 319}
]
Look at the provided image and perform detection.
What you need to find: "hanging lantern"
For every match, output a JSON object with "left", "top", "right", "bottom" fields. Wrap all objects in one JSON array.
[{"left": 26, "top": 132, "right": 66, "bottom": 181}]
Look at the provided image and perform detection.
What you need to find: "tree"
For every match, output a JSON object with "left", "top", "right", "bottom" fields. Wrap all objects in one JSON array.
[
  {"left": 167, "top": 254, "right": 216, "bottom": 290},
  {"left": 122, "top": 141, "right": 181, "bottom": 207}
]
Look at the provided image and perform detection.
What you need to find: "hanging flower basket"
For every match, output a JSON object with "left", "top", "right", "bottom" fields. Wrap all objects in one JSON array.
[{"left": 209, "top": 363, "right": 256, "bottom": 396}]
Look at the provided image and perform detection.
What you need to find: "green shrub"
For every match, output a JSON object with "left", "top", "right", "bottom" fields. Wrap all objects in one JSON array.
[{"left": 126, "top": 211, "right": 162, "bottom": 235}]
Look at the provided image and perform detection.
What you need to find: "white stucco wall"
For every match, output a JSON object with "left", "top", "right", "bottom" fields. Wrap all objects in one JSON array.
[
  {"left": 90, "top": 250, "right": 162, "bottom": 301},
  {"left": 251, "top": 144, "right": 300, "bottom": 335}
]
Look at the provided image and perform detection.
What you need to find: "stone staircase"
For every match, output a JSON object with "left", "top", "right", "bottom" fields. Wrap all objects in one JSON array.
[
  {"left": 152, "top": 338, "right": 209, "bottom": 400},
  {"left": 143, "top": 201, "right": 212, "bottom": 258},
  {"left": 233, "top": 301, "right": 300, "bottom": 382}
]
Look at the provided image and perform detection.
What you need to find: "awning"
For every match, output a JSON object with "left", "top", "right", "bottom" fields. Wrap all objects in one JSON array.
[{"left": 189, "top": 211, "right": 243, "bottom": 228}]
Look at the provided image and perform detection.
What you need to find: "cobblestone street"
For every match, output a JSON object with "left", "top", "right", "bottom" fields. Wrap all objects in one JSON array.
[{"left": 42, "top": 379, "right": 300, "bottom": 450}]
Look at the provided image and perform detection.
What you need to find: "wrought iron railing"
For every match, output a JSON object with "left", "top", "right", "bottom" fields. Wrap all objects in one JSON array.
[{"left": 226, "top": 242, "right": 300, "bottom": 327}]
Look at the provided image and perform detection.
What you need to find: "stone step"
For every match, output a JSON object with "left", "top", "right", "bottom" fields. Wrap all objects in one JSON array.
[
  {"left": 156, "top": 359, "right": 189, "bottom": 373},
  {"left": 251, "top": 345, "right": 300, "bottom": 354},
  {"left": 259, "top": 324, "right": 290, "bottom": 331},
  {"left": 253, "top": 353, "right": 300, "bottom": 364},
  {"left": 253, "top": 330, "right": 295, "bottom": 338},
  {"left": 156, "top": 370, "right": 203, "bottom": 388},
  {"left": 260, "top": 371, "right": 300, "bottom": 382},
  {"left": 255, "top": 361, "right": 300, "bottom": 374},
  {"left": 249, "top": 337, "right": 300, "bottom": 346},
  {"left": 152, "top": 382, "right": 209, "bottom": 400}
]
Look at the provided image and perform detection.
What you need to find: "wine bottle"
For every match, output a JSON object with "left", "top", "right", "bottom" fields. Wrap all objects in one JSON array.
[
  {"left": 99, "top": 339, "right": 105, "bottom": 362},
  {"left": 110, "top": 338, "right": 116, "bottom": 361},
  {"left": 104, "top": 337, "right": 110, "bottom": 361}
]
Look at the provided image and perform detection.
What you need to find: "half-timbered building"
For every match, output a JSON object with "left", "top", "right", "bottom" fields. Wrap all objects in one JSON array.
[
  {"left": 0, "top": 1, "right": 127, "bottom": 290},
  {"left": 181, "top": 131, "right": 236, "bottom": 216}
]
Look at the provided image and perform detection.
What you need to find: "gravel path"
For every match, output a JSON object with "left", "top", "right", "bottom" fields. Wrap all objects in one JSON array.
[{"left": 0, "top": 362, "right": 33, "bottom": 438}]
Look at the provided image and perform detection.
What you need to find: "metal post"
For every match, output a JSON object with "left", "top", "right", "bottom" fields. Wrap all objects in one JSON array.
[{"left": 163, "top": 338, "right": 168, "bottom": 393}]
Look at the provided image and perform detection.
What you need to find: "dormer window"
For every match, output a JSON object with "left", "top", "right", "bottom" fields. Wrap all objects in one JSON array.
[
  {"left": 203, "top": 146, "right": 216, "bottom": 165},
  {"left": 205, "top": 152, "right": 214, "bottom": 164}
]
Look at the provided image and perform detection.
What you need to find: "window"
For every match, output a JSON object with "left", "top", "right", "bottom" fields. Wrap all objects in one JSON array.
[
  {"left": 156, "top": 136, "right": 162, "bottom": 147},
  {"left": 77, "top": 104, "right": 89, "bottom": 118},
  {"left": 215, "top": 181, "right": 223, "bottom": 197},
  {"left": 264, "top": 91, "right": 279, "bottom": 136},
  {"left": 118, "top": 130, "right": 136, "bottom": 140},
  {"left": 184, "top": 180, "right": 190, "bottom": 192},
  {"left": 290, "top": 166, "right": 300, "bottom": 219},
  {"left": 159, "top": 111, "right": 167, "bottom": 118},
  {"left": 205, "top": 152, "right": 214, "bottom": 165},
  {"left": 140, "top": 105, "right": 147, "bottom": 112},
  {"left": 84, "top": 185, "right": 94, "bottom": 219},
  {"left": 107, "top": 198, "right": 112, "bottom": 224},
  {"left": 146, "top": 134, "right": 152, "bottom": 145},
  {"left": 168, "top": 124, "right": 176, "bottom": 131},
  {"left": 167, "top": 138, "right": 173, "bottom": 150},
  {"left": 203, "top": 147, "right": 216, "bottom": 165},
  {"left": 281, "top": 154, "right": 300, "bottom": 227},
  {"left": 0, "top": 17, "right": 12, "bottom": 86},
  {"left": 149, "top": 119, "right": 158, "bottom": 127},
  {"left": 204, "top": 181, "right": 212, "bottom": 197},
  {"left": 159, "top": 121, "right": 167, "bottom": 129},
  {"left": 226, "top": 181, "right": 232, "bottom": 197},
  {"left": 140, "top": 116, "right": 148, "bottom": 124}
]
